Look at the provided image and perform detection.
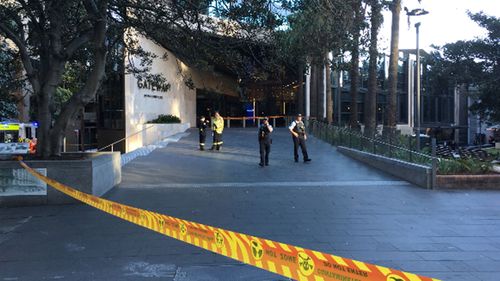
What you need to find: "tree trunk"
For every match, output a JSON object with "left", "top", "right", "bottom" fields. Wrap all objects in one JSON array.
[
  {"left": 310, "top": 64, "right": 318, "bottom": 118},
  {"left": 364, "top": 0, "right": 382, "bottom": 137},
  {"left": 387, "top": 0, "right": 401, "bottom": 134},
  {"left": 37, "top": 60, "right": 66, "bottom": 158},
  {"left": 349, "top": 0, "right": 362, "bottom": 129},
  {"left": 297, "top": 63, "right": 304, "bottom": 115},
  {"left": 326, "top": 52, "right": 333, "bottom": 124},
  {"left": 48, "top": 9, "right": 108, "bottom": 157}
]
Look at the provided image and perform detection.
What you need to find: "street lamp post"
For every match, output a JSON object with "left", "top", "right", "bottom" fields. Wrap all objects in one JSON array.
[
  {"left": 406, "top": 7, "right": 428, "bottom": 151},
  {"left": 415, "top": 22, "right": 421, "bottom": 151}
]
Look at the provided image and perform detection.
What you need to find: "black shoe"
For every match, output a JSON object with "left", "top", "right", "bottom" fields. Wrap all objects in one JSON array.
[
  {"left": 294, "top": 159, "right": 298, "bottom": 163},
  {"left": 304, "top": 158, "right": 312, "bottom": 163},
  {"left": 259, "top": 163, "right": 264, "bottom": 167},
  {"left": 209, "top": 147, "right": 215, "bottom": 150},
  {"left": 265, "top": 163, "right": 269, "bottom": 166}
]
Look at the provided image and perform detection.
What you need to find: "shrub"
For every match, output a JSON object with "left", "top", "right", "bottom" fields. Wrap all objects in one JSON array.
[
  {"left": 147, "top": 114, "right": 181, "bottom": 124},
  {"left": 438, "top": 158, "right": 492, "bottom": 175}
]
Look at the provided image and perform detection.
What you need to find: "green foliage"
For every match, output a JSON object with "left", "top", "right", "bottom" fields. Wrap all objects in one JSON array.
[
  {"left": 438, "top": 158, "right": 493, "bottom": 175},
  {"left": 0, "top": 41, "right": 19, "bottom": 119},
  {"left": 147, "top": 114, "right": 181, "bottom": 124},
  {"left": 282, "top": 0, "right": 356, "bottom": 64},
  {"left": 429, "top": 12, "right": 500, "bottom": 122}
]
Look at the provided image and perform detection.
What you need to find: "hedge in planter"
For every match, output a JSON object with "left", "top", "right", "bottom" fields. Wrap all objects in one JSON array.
[{"left": 147, "top": 115, "right": 181, "bottom": 124}]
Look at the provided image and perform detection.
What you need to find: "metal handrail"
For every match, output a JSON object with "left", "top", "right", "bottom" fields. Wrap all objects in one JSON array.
[
  {"left": 97, "top": 125, "right": 156, "bottom": 152},
  {"left": 309, "top": 120, "right": 437, "bottom": 161}
]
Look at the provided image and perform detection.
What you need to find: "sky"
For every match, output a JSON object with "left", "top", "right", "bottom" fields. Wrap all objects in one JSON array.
[{"left": 379, "top": 0, "right": 500, "bottom": 52}]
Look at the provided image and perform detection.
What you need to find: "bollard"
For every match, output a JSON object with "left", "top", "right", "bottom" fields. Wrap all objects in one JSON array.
[
  {"left": 243, "top": 117, "right": 246, "bottom": 128},
  {"left": 273, "top": 117, "right": 276, "bottom": 128},
  {"left": 227, "top": 119, "right": 230, "bottom": 128}
]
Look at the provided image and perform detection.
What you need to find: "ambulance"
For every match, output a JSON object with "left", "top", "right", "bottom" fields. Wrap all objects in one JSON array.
[{"left": 0, "top": 121, "right": 38, "bottom": 154}]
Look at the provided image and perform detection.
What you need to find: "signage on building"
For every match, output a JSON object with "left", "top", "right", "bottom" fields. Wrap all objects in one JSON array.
[{"left": 137, "top": 77, "right": 171, "bottom": 93}]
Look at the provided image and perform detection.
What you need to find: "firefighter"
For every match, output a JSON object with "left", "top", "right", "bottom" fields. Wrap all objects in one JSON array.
[
  {"left": 289, "top": 114, "right": 311, "bottom": 163},
  {"left": 198, "top": 116, "right": 209, "bottom": 150},
  {"left": 258, "top": 117, "right": 273, "bottom": 167},
  {"left": 210, "top": 111, "right": 224, "bottom": 151}
]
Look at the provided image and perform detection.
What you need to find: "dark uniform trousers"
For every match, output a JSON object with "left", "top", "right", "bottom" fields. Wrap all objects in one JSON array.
[
  {"left": 199, "top": 130, "right": 206, "bottom": 149},
  {"left": 259, "top": 140, "right": 271, "bottom": 165},
  {"left": 293, "top": 135, "right": 309, "bottom": 161},
  {"left": 213, "top": 132, "right": 223, "bottom": 150}
]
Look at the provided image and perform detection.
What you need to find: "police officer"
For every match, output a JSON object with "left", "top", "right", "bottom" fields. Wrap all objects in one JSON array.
[
  {"left": 210, "top": 111, "right": 224, "bottom": 151},
  {"left": 198, "top": 116, "right": 209, "bottom": 150},
  {"left": 289, "top": 114, "right": 311, "bottom": 163},
  {"left": 258, "top": 117, "right": 273, "bottom": 167}
]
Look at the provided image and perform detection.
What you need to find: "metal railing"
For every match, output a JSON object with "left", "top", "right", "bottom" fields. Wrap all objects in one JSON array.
[
  {"left": 97, "top": 125, "right": 156, "bottom": 152},
  {"left": 225, "top": 115, "right": 294, "bottom": 128},
  {"left": 308, "top": 120, "right": 438, "bottom": 187}
]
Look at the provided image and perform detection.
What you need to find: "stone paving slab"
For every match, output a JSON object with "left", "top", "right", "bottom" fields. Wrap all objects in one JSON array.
[{"left": 1, "top": 128, "right": 500, "bottom": 281}]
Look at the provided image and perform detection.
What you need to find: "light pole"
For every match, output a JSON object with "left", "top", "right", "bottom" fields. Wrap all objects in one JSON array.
[
  {"left": 415, "top": 21, "right": 421, "bottom": 151},
  {"left": 406, "top": 8, "right": 429, "bottom": 151}
]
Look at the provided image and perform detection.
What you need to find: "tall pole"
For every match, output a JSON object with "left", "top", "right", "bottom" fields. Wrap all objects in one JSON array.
[
  {"left": 323, "top": 65, "right": 327, "bottom": 119},
  {"left": 336, "top": 56, "right": 342, "bottom": 125},
  {"left": 305, "top": 64, "right": 311, "bottom": 118},
  {"left": 415, "top": 22, "right": 421, "bottom": 151}
]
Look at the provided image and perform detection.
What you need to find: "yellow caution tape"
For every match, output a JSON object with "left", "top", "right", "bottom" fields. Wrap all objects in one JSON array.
[{"left": 18, "top": 159, "right": 440, "bottom": 281}]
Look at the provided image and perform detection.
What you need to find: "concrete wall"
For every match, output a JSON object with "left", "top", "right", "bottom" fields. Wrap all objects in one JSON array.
[
  {"left": 123, "top": 29, "right": 239, "bottom": 148},
  {"left": 124, "top": 29, "right": 196, "bottom": 141},
  {"left": 126, "top": 123, "right": 190, "bottom": 152},
  {"left": 337, "top": 146, "right": 432, "bottom": 188},
  {"left": 0, "top": 152, "right": 121, "bottom": 206}
]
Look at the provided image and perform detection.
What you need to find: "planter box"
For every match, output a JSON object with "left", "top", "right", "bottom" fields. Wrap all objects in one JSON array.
[
  {"left": 337, "top": 146, "right": 433, "bottom": 188},
  {"left": 0, "top": 152, "right": 121, "bottom": 206},
  {"left": 436, "top": 174, "right": 500, "bottom": 189}
]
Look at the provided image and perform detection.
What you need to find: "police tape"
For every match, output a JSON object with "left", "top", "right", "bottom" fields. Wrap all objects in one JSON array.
[{"left": 18, "top": 159, "right": 440, "bottom": 281}]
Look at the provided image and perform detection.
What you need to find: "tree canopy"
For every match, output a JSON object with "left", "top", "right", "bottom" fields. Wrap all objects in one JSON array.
[{"left": 428, "top": 12, "right": 500, "bottom": 122}]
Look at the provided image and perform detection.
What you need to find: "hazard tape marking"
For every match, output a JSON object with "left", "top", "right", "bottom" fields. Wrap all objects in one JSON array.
[{"left": 17, "top": 160, "right": 440, "bottom": 281}]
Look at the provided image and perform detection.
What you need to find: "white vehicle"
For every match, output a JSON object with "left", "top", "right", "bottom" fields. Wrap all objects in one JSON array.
[{"left": 0, "top": 122, "right": 38, "bottom": 154}]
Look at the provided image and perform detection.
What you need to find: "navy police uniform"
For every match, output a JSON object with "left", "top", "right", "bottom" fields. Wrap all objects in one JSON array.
[
  {"left": 289, "top": 116, "right": 311, "bottom": 163},
  {"left": 258, "top": 119, "right": 273, "bottom": 166}
]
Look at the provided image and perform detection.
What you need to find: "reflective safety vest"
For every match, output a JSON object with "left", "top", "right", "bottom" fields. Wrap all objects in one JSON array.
[{"left": 212, "top": 117, "right": 224, "bottom": 134}]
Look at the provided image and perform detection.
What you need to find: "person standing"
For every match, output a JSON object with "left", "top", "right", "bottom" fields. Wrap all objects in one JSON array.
[
  {"left": 210, "top": 111, "right": 224, "bottom": 151},
  {"left": 258, "top": 117, "right": 273, "bottom": 167},
  {"left": 198, "top": 116, "right": 209, "bottom": 150},
  {"left": 289, "top": 114, "right": 311, "bottom": 163}
]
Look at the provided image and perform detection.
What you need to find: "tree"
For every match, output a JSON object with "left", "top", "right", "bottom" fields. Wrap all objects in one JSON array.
[
  {"left": 0, "top": 1, "right": 112, "bottom": 157},
  {"left": 386, "top": 0, "right": 401, "bottom": 132},
  {"left": 363, "top": 0, "right": 383, "bottom": 136},
  {"left": 348, "top": 0, "right": 364, "bottom": 128},
  {"left": 428, "top": 12, "right": 500, "bottom": 122},
  {"left": 0, "top": 39, "right": 19, "bottom": 119},
  {"left": 283, "top": 0, "right": 355, "bottom": 120}
]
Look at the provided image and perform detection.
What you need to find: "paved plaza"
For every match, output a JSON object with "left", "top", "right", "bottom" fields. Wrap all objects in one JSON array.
[{"left": 1, "top": 128, "right": 500, "bottom": 281}]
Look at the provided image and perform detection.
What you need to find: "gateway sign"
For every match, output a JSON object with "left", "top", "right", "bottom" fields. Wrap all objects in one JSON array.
[{"left": 137, "top": 77, "right": 171, "bottom": 93}]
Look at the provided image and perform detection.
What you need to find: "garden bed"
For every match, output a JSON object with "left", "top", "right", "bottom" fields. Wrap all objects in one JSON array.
[{"left": 436, "top": 174, "right": 500, "bottom": 189}]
